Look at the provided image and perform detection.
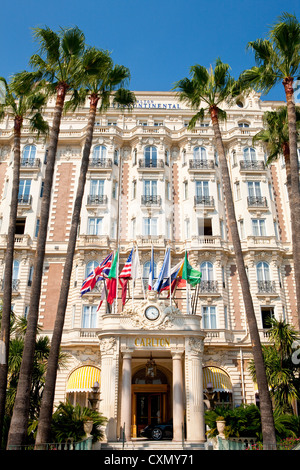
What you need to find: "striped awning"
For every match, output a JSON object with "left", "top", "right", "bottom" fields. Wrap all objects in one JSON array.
[
  {"left": 66, "top": 366, "right": 101, "bottom": 393},
  {"left": 203, "top": 366, "right": 232, "bottom": 392}
]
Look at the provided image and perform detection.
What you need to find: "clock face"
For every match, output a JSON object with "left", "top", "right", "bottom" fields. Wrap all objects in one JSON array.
[{"left": 145, "top": 305, "right": 160, "bottom": 321}]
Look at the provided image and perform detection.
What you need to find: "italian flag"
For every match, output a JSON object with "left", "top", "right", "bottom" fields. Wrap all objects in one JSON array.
[{"left": 107, "top": 250, "right": 119, "bottom": 304}]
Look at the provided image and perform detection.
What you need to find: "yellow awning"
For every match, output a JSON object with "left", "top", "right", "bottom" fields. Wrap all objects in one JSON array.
[
  {"left": 203, "top": 366, "right": 232, "bottom": 392},
  {"left": 66, "top": 366, "right": 101, "bottom": 392}
]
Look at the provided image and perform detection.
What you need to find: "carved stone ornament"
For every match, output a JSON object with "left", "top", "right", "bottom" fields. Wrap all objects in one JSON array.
[
  {"left": 99, "top": 337, "right": 116, "bottom": 354},
  {"left": 188, "top": 337, "right": 204, "bottom": 355}
]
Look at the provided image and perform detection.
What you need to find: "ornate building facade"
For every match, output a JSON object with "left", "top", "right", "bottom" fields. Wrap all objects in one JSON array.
[{"left": 0, "top": 91, "right": 298, "bottom": 444}]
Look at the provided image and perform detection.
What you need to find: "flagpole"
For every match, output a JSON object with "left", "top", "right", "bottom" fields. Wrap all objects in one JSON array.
[
  {"left": 136, "top": 243, "right": 146, "bottom": 300},
  {"left": 169, "top": 244, "right": 172, "bottom": 307},
  {"left": 115, "top": 148, "right": 123, "bottom": 314}
]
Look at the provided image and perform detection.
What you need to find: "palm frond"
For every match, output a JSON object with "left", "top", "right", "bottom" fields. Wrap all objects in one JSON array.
[
  {"left": 187, "top": 109, "right": 206, "bottom": 129},
  {"left": 32, "top": 26, "right": 60, "bottom": 64}
]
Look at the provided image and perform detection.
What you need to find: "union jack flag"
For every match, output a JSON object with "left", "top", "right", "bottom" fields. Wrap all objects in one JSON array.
[
  {"left": 119, "top": 248, "right": 134, "bottom": 305},
  {"left": 80, "top": 252, "right": 113, "bottom": 296}
]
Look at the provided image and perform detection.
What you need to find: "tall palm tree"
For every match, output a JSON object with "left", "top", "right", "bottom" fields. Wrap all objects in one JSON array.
[
  {"left": 173, "top": 59, "right": 277, "bottom": 448},
  {"left": 6, "top": 26, "right": 88, "bottom": 449},
  {"left": 241, "top": 12, "right": 300, "bottom": 329},
  {"left": 253, "top": 108, "right": 300, "bottom": 308},
  {"left": 35, "top": 47, "right": 136, "bottom": 446},
  {"left": 0, "top": 76, "right": 48, "bottom": 446}
]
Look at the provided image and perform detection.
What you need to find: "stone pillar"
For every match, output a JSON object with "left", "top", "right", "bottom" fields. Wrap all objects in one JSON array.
[
  {"left": 172, "top": 351, "right": 184, "bottom": 441},
  {"left": 120, "top": 351, "right": 132, "bottom": 441},
  {"left": 99, "top": 337, "right": 119, "bottom": 441},
  {"left": 185, "top": 337, "right": 206, "bottom": 442}
]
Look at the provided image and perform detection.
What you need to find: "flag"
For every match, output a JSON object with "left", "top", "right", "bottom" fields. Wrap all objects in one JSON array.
[
  {"left": 160, "top": 258, "right": 184, "bottom": 294},
  {"left": 182, "top": 251, "right": 202, "bottom": 286},
  {"left": 119, "top": 248, "right": 134, "bottom": 305},
  {"left": 96, "top": 282, "right": 106, "bottom": 311},
  {"left": 153, "top": 248, "right": 170, "bottom": 293},
  {"left": 148, "top": 246, "right": 154, "bottom": 290},
  {"left": 107, "top": 250, "right": 119, "bottom": 304},
  {"left": 131, "top": 246, "right": 142, "bottom": 281},
  {"left": 80, "top": 252, "right": 113, "bottom": 296}
]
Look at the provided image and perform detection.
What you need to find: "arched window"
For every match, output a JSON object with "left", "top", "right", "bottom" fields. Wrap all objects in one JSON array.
[
  {"left": 238, "top": 122, "right": 250, "bottom": 128},
  {"left": 22, "top": 145, "right": 36, "bottom": 164},
  {"left": 200, "top": 261, "right": 214, "bottom": 280},
  {"left": 143, "top": 260, "right": 157, "bottom": 281},
  {"left": 256, "top": 261, "right": 270, "bottom": 281},
  {"left": 243, "top": 147, "right": 256, "bottom": 161},
  {"left": 193, "top": 146, "right": 207, "bottom": 161},
  {"left": 144, "top": 146, "right": 157, "bottom": 167},
  {"left": 13, "top": 260, "right": 20, "bottom": 280},
  {"left": 92, "top": 145, "right": 106, "bottom": 161},
  {"left": 85, "top": 260, "right": 99, "bottom": 278}
]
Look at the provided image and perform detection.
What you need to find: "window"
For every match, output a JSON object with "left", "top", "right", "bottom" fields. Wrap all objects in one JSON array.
[
  {"left": 90, "top": 179, "right": 104, "bottom": 197},
  {"left": 40, "top": 181, "right": 44, "bottom": 198},
  {"left": 247, "top": 181, "right": 261, "bottom": 197},
  {"left": 111, "top": 219, "right": 117, "bottom": 239},
  {"left": 239, "top": 219, "right": 245, "bottom": 239},
  {"left": 24, "top": 306, "right": 29, "bottom": 319},
  {"left": 85, "top": 260, "right": 99, "bottom": 278},
  {"left": 28, "top": 265, "right": 34, "bottom": 286},
  {"left": 144, "top": 146, "right": 157, "bottom": 166},
  {"left": 224, "top": 305, "right": 228, "bottom": 329},
  {"left": 235, "top": 182, "right": 241, "bottom": 200},
  {"left": 217, "top": 182, "right": 222, "bottom": 200},
  {"left": 268, "top": 183, "right": 274, "bottom": 201},
  {"left": 274, "top": 221, "right": 279, "bottom": 239},
  {"left": 165, "top": 150, "right": 170, "bottom": 165},
  {"left": 202, "top": 306, "right": 217, "bottom": 329},
  {"left": 200, "top": 261, "right": 214, "bottom": 281},
  {"left": 244, "top": 147, "right": 256, "bottom": 161},
  {"left": 182, "top": 149, "right": 186, "bottom": 165},
  {"left": 133, "top": 148, "right": 137, "bottom": 166},
  {"left": 35, "top": 218, "right": 40, "bottom": 238},
  {"left": 231, "top": 150, "right": 237, "bottom": 167},
  {"left": 238, "top": 122, "right": 249, "bottom": 128},
  {"left": 143, "top": 217, "right": 157, "bottom": 236},
  {"left": 183, "top": 181, "right": 188, "bottom": 200},
  {"left": 198, "top": 218, "right": 212, "bottom": 236},
  {"left": 193, "top": 146, "right": 207, "bottom": 161},
  {"left": 15, "top": 217, "right": 26, "bottom": 235},
  {"left": 261, "top": 307, "right": 274, "bottom": 329},
  {"left": 185, "top": 218, "right": 190, "bottom": 238},
  {"left": 132, "top": 180, "right": 136, "bottom": 199},
  {"left": 165, "top": 181, "right": 170, "bottom": 200},
  {"left": 82, "top": 305, "right": 97, "bottom": 329},
  {"left": 112, "top": 181, "right": 118, "bottom": 199},
  {"left": 22, "top": 145, "right": 36, "bottom": 164},
  {"left": 92, "top": 145, "right": 106, "bottom": 161},
  {"left": 114, "top": 149, "right": 119, "bottom": 165},
  {"left": 252, "top": 219, "right": 266, "bottom": 236},
  {"left": 143, "top": 260, "right": 157, "bottom": 281},
  {"left": 18, "top": 179, "right": 31, "bottom": 203},
  {"left": 87, "top": 218, "right": 103, "bottom": 235},
  {"left": 196, "top": 181, "right": 209, "bottom": 197},
  {"left": 13, "top": 260, "right": 20, "bottom": 280},
  {"left": 144, "top": 180, "right": 157, "bottom": 196},
  {"left": 131, "top": 218, "right": 136, "bottom": 238},
  {"left": 220, "top": 220, "right": 225, "bottom": 239},
  {"left": 256, "top": 261, "right": 270, "bottom": 281}
]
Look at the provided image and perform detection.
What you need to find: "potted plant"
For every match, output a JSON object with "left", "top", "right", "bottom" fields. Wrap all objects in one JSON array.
[{"left": 216, "top": 416, "right": 226, "bottom": 438}]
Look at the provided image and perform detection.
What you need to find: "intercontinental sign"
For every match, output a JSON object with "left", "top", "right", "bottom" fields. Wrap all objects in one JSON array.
[{"left": 111, "top": 99, "right": 182, "bottom": 110}]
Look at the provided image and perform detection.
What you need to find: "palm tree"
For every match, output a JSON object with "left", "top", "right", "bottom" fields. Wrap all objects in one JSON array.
[
  {"left": 6, "top": 26, "right": 88, "bottom": 449},
  {"left": 173, "top": 58, "right": 277, "bottom": 448},
  {"left": 35, "top": 47, "right": 136, "bottom": 447},
  {"left": 241, "top": 12, "right": 300, "bottom": 329},
  {"left": 0, "top": 76, "right": 48, "bottom": 446}
]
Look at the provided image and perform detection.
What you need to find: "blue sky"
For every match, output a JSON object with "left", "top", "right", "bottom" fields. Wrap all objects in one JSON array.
[{"left": 1, "top": 0, "right": 299, "bottom": 101}]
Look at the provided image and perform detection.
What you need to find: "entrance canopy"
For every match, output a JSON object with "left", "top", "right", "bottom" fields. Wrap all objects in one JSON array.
[
  {"left": 66, "top": 366, "right": 101, "bottom": 393},
  {"left": 203, "top": 366, "right": 232, "bottom": 392}
]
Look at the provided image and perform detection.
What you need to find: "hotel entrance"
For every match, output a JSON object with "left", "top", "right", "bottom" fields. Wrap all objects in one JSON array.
[{"left": 131, "top": 366, "right": 170, "bottom": 437}]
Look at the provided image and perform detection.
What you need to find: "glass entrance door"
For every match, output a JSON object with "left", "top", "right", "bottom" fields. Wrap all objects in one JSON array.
[{"left": 136, "top": 393, "right": 162, "bottom": 436}]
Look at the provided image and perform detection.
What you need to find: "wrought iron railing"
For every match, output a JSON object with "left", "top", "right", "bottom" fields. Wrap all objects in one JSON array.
[
  {"left": 18, "top": 195, "right": 32, "bottom": 204},
  {"left": 138, "top": 159, "right": 164, "bottom": 169},
  {"left": 89, "top": 158, "right": 112, "bottom": 168},
  {"left": 189, "top": 159, "right": 215, "bottom": 170},
  {"left": 21, "top": 158, "right": 41, "bottom": 168},
  {"left": 199, "top": 280, "right": 218, "bottom": 293},
  {"left": 87, "top": 195, "right": 108, "bottom": 205},
  {"left": 247, "top": 196, "right": 268, "bottom": 207},
  {"left": 194, "top": 195, "right": 214, "bottom": 206},
  {"left": 1, "top": 279, "right": 20, "bottom": 291},
  {"left": 240, "top": 160, "right": 265, "bottom": 170},
  {"left": 257, "top": 280, "right": 276, "bottom": 293},
  {"left": 141, "top": 195, "right": 162, "bottom": 205}
]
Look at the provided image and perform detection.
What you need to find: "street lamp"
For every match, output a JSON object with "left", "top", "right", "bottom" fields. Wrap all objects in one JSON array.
[{"left": 88, "top": 381, "right": 100, "bottom": 410}]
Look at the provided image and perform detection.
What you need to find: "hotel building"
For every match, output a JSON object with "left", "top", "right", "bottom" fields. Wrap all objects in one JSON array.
[{"left": 0, "top": 91, "right": 299, "bottom": 445}]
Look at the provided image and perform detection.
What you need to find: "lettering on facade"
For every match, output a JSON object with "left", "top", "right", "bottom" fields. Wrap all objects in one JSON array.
[
  {"left": 111, "top": 100, "right": 181, "bottom": 109},
  {"left": 134, "top": 337, "right": 171, "bottom": 348}
]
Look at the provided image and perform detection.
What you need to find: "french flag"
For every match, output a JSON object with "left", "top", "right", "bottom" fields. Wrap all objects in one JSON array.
[
  {"left": 80, "top": 252, "right": 113, "bottom": 296},
  {"left": 148, "top": 246, "right": 154, "bottom": 290}
]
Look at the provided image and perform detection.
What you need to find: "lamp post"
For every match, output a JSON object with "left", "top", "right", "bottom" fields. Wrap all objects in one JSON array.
[{"left": 88, "top": 381, "right": 100, "bottom": 410}]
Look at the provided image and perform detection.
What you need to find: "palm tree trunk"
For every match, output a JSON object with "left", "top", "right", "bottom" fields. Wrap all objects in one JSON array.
[
  {"left": 7, "top": 83, "right": 68, "bottom": 449},
  {"left": 0, "top": 116, "right": 22, "bottom": 446},
  {"left": 283, "top": 77, "right": 300, "bottom": 331},
  {"left": 210, "top": 105, "right": 277, "bottom": 449},
  {"left": 35, "top": 94, "right": 99, "bottom": 447}
]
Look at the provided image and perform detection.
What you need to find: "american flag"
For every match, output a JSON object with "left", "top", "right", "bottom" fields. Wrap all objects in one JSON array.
[
  {"left": 119, "top": 248, "right": 134, "bottom": 305},
  {"left": 80, "top": 252, "right": 113, "bottom": 296}
]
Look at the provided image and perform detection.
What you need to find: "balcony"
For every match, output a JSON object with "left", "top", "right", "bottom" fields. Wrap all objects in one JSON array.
[
  {"left": 189, "top": 159, "right": 215, "bottom": 171},
  {"left": 138, "top": 159, "right": 164, "bottom": 170},
  {"left": 257, "top": 280, "right": 277, "bottom": 294},
  {"left": 1, "top": 279, "right": 20, "bottom": 294},
  {"left": 87, "top": 195, "right": 108, "bottom": 205},
  {"left": 240, "top": 160, "right": 265, "bottom": 171},
  {"left": 20, "top": 158, "right": 41, "bottom": 170},
  {"left": 89, "top": 158, "right": 112, "bottom": 170},
  {"left": 247, "top": 196, "right": 268, "bottom": 209},
  {"left": 194, "top": 195, "right": 214, "bottom": 208},
  {"left": 199, "top": 280, "right": 219, "bottom": 294},
  {"left": 141, "top": 195, "right": 162, "bottom": 206},
  {"left": 18, "top": 195, "right": 32, "bottom": 206}
]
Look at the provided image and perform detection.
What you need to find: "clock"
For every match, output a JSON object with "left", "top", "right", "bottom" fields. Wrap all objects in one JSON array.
[{"left": 144, "top": 305, "right": 160, "bottom": 321}]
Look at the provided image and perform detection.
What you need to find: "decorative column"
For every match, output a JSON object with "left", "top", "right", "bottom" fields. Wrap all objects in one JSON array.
[
  {"left": 99, "top": 337, "right": 119, "bottom": 441},
  {"left": 185, "top": 336, "right": 206, "bottom": 442},
  {"left": 120, "top": 351, "right": 132, "bottom": 441},
  {"left": 172, "top": 351, "right": 184, "bottom": 441}
]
